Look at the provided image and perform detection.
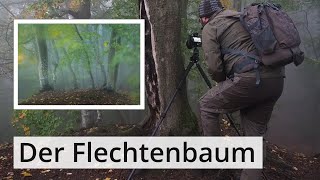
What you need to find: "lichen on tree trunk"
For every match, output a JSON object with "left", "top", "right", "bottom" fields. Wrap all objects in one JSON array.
[
  {"left": 141, "top": 0, "right": 199, "bottom": 135},
  {"left": 35, "top": 25, "right": 52, "bottom": 92}
]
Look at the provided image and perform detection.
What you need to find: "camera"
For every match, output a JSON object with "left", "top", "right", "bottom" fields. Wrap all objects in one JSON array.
[{"left": 186, "top": 33, "right": 202, "bottom": 49}]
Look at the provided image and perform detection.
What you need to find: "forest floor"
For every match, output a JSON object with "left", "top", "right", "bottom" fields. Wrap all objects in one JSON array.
[
  {"left": 19, "top": 89, "right": 138, "bottom": 105},
  {"left": 1, "top": 122, "right": 319, "bottom": 180}
]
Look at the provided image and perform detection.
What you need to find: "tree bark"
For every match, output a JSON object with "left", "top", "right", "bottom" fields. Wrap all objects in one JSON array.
[
  {"left": 107, "top": 28, "right": 117, "bottom": 91},
  {"left": 141, "top": 0, "right": 199, "bottom": 135},
  {"left": 97, "top": 25, "right": 108, "bottom": 87},
  {"left": 48, "top": 40, "right": 59, "bottom": 88},
  {"left": 113, "top": 37, "right": 121, "bottom": 90},
  {"left": 139, "top": 0, "right": 160, "bottom": 131},
  {"left": 81, "top": 110, "right": 95, "bottom": 128},
  {"left": 35, "top": 25, "right": 52, "bottom": 92}
]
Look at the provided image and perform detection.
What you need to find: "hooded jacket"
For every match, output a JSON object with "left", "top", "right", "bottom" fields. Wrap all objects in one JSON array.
[{"left": 202, "top": 10, "right": 285, "bottom": 82}]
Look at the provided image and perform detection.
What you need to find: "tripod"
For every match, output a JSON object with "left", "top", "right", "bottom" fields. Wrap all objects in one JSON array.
[
  {"left": 127, "top": 47, "right": 243, "bottom": 180},
  {"left": 150, "top": 46, "right": 242, "bottom": 137}
]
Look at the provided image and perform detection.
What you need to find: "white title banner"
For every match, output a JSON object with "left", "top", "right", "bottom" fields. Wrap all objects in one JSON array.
[{"left": 14, "top": 136, "right": 263, "bottom": 169}]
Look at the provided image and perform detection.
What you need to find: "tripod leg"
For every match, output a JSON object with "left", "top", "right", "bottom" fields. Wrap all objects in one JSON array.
[
  {"left": 151, "top": 61, "right": 195, "bottom": 136},
  {"left": 127, "top": 61, "right": 196, "bottom": 180},
  {"left": 195, "top": 63, "right": 212, "bottom": 89}
]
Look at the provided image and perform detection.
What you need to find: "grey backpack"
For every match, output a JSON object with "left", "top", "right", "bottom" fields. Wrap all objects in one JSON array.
[{"left": 240, "top": 2, "right": 304, "bottom": 66}]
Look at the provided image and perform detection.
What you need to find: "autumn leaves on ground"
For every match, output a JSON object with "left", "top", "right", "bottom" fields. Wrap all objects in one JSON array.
[
  {"left": 19, "top": 89, "right": 138, "bottom": 105},
  {"left": 1, "top": 122, "right": 319, "bottom": 180}
]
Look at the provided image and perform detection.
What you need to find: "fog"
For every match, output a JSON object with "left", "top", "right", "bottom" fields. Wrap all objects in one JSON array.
[{"left": 18, "top": 24, "right": 140, "bottom": 105}]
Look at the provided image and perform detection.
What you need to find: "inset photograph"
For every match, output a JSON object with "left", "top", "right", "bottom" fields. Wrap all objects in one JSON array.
[{"left": 14, "top": 20, "right": 144, "bottom": 110}]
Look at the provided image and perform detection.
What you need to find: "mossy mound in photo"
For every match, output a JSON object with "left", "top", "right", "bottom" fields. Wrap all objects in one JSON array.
[{"left": 19, "top": 89, "right": 138, "bottom": 105}]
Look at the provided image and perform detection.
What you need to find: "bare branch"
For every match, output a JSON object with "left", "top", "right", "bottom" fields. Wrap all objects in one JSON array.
[
  {"left": 5, "top": 20, "right": 13, "bottom": 50},
  {"left": 0, "top": 61, "right": 13, "bottom": 65},
  {"left": 0, "top": 1, "right": 16, "bottom": 17},
  {"left": 0, "top": 57, "right": 13, "bottom": 60}
]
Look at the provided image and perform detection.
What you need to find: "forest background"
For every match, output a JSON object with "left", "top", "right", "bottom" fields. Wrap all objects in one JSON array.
[{"left": 0, "top": 1, "right": 319, "bottom": 178}]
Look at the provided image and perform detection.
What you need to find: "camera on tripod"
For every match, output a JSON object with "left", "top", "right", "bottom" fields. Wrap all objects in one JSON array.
[{"left": 186, "top": 33, "right": 202, "bottom": 49}]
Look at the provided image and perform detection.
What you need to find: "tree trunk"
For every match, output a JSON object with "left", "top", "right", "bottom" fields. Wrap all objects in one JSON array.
[
  {"left": 97, "top": 25, "right": 108, "bottom": 87},
  {"left": 233, "top": 0, "right": 242, "bottom": 11},
  {"left": 74, "top": 25, "right": 95, "bottom": 89},
  {"left": 35, "top": 25, "right": 52, "bottom": 92},
  {"left": 52, "top": 40, "right": 78, "bottom": 89},
  {"left": 61, "top": 48, "right": 79, "bottom": 89},
  {"left": 66, "top": 0, "right": 96, "bottom": 129},
  {"left": 99, "top": 61, "right": 108, "bottom": 88},
  {"left": 51, "top": 45, "right": 59, "bottom": 89},
  {"left": 141, "top": 0, "right": 198, "bottom": 135},
  {"left": 107, "top": 28, "right": 117, "bottom": 90},
  {"left": 113, "top": 37, "right": 121, "bottom": 91},
  {"left": 67, "top": 63, "right": 78, "bottom": 89},
  {"left": 81, "top": 110, "right": 95, "bottom": 128},
  {"left": 139, "top": 0, "right": 160, "bottom": 131},
  {"left": 48, "top": 40, "right": 59, "bottom": 88}
]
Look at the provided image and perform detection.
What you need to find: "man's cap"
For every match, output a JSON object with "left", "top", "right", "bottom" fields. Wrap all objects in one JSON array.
[{"left": 199, "top": 0, "right": 223, "bottom": 18}]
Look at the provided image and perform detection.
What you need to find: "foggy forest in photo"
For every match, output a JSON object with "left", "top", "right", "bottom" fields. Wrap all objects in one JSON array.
[{"left": 17, "top": 23, "right": 140, "bottom": 105}]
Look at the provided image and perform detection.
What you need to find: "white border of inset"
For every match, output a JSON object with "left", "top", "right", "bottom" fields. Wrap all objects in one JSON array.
[{"left": 14, "top": 19, "right": 145, "bottom": 110}]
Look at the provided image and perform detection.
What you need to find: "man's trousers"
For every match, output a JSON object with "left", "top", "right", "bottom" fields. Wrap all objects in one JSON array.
[{"left": 199, "top": 75, "right": 284, "bottom": 180}]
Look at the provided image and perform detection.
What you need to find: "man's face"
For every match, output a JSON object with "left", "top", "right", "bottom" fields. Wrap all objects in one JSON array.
[{"left": 199, "top": 17, "right": 210, "bottom": 27}]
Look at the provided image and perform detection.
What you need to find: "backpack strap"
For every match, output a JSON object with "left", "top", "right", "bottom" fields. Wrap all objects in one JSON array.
[
  {"left": 221, "top": 48, "right": 261, "bottom": 85},
  {"left": 221, "top": 48, "right": 261, "bottom": 61}
]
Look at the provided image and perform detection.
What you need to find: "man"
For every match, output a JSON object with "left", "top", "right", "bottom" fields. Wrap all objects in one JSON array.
[{"left": 198, "top": 0, "right": 285, "bottom": 179}]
